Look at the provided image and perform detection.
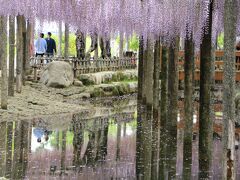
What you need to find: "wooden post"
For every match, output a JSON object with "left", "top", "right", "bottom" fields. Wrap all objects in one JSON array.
[
  {"left": 64, "top": 23, "right": 69, "bottom": 59},
  {"left": 8, "top": 16, "right": 15, "bottom": 97},
  {"left": 58, "top": 21, "right": 62, "bottom": 57},
  {"left": 223, "top": 0, "right": 238, "bottom": 179},
  {"left": 16, "top": 15, "right": 23, "bottom": 93},
  {"left": 199, "top": 1, "right": 214, "bottom": 178},
  {"left": 22, "top": 17, "right": 27, "bottom": 86},
  {"left": 0, "top": 16, "right": 8, "bottom": 109}
]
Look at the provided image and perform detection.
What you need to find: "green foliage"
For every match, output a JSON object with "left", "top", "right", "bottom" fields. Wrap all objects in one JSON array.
[
  {"left": 129, "top": 34, "right": 139, "bottom": 51},
  {"left": 51, "top": 34, "right": 76, "bottom": 56},
  {"left": 116, "top": 34, "right": 139, "bottom": 52},
  {"left": 217, "top": 33, "right": 224, "bottom": 49},
  {"left": 49, "top": 130, "right": 73, "bottom": 147}
]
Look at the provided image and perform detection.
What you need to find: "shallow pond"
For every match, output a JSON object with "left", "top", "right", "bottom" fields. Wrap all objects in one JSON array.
[{"left": 0, "top": 96, "right": 240, "bottom": 179}]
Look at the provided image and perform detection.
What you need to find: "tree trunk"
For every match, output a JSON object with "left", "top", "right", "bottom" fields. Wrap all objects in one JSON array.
[
  {"left": 94, "top": 36, "right": 99, "bottom": 59},
  {"left": 76, "top": 30, "right": 86, "bottom": 59},
  {"left": 159, "top": 46, "right": 168, "bottom": 179},
  {"left": 8, "top": 15, "right": 15, "bottom": 97},
  {"left": 183, "top": 36, "right": 194, "bottom": 179},
  {"left": 199, "top": 1, "right": 214, "bottom": 178},
  {"left": 151, "top": 38, "right": 160, "bottom": 180},
  {"left": 16, "top": 15, "right": 23, "bottom": 93},
  {"left": 137, "top": 37, "right": 144, "bottom": 101},
  {"left": 0, "top": 16, "right": 8, "bottom": 109},
  {"left": 5, "top": 122, "right": 13, "bottom": 178},
  {"left": 222, "top": 0, "right": 238, "bottom": 179},
  {"left": 166, "top": 38, "right": 179, "bottom": 179},
  {"left": 64, "top": 23, "right": 69, "bottom": 59},
  {"left": 105, "top": 39, "right": 111, "bottom": 58},
  {"left": 142, "top": 45, "right": 148, "bottom": 104},
  {"left": 58, "top": 21, "right": 62, "bottom": 57},
  {"left": 119, "top": 32, "right": 124, "bottom": 58},
  {"left": 100, "top": 37, "right": 106, "bottom": 58}
]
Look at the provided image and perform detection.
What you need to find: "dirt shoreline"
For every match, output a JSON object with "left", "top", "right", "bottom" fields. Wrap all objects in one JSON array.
[{"left": 0, "top": 81, "right": 92, "bottom": 121}]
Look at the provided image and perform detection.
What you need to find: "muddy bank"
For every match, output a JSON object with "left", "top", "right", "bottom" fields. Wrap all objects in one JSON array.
[{"left": 0, "top": 79, "right": 137, "bottom": 121}]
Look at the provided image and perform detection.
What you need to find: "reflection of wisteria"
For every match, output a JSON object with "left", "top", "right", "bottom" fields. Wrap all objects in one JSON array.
[{"left": 2, "top": 98, "right": 240, "bottom": 179}]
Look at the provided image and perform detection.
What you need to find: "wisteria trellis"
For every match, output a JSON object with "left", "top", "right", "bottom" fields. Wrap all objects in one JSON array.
[{"left": 0, "top": 0, "right": 239, "bottom": 45}]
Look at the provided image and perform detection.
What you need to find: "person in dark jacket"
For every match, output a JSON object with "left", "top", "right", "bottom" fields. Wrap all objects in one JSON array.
[{"left": 46, "top": 32, "right": 57, "bottom": 56}]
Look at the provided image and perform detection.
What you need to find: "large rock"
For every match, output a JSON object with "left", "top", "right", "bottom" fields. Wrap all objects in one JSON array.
[{"left": 40, "top": 61, "right": 74, "bottom": 88}]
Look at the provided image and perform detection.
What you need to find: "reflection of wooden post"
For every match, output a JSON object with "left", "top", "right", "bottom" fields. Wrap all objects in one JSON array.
[
  {"left": 116, "top": 123, "right": 121, "bottom": 161},
  {"left": 11, "top": 121, "right": 30, "bottom": 179},
  {"left": 0, "top": 122, "right": 7, "bottom": 177},
  {"left": 22, "top": 122, "right": 30, "bottom": 177},
  {"left": 5, "top": 122, "right": 13, "bottom": 178},
  {"left": 123, "top": 122, "right": 127, "bottom": 137},
  {"left": 95, "top": 119, "right": 109, "bottom": 162},
  {"left": 12, "top": 121, "right": 22, "bottom": 179},
  {"left": 55, "top": 130, "right": 60, "bottom": 150},
  {"left": 72, "top": 118, "right": 83, "bottom": 166},
  {"left": 28, "top": 122, "right": 32, "bottom": 153},
  {"left": 60, "top": 131, "right": 67, "bottom": 174}
]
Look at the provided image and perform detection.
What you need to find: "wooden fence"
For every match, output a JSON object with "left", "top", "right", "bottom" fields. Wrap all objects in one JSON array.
[
  {"left": 30, "top": 56, "right": 137, "bottom": 78},
  {"left": 30, "top": 51, "right": 240, "bottom": 82},
  {"left": 178, "top": 50, "right": 240, "bottom": 81}
]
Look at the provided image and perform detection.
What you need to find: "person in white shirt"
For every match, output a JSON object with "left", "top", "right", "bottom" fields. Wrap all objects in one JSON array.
[{"left": 34, "top": 33, "right": 47, "bottom": 57}]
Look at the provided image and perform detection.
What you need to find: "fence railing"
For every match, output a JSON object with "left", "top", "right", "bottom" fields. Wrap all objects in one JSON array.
[
  {"left": 178, "top": 50, "right": 240, "bottom": 81},
  {"left": 30, "top": 56, "right": 137, "bottom": 79}
]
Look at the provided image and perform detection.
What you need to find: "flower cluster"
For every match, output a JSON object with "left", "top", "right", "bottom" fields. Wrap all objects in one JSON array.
[{"left": 0, "top": 0, "right": 238, "bottom": 46}]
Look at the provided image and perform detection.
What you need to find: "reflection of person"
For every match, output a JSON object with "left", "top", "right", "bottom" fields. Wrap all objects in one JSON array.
[
  {"left": 46, "top": 32, "right": 57, "bottom": 56},
  {"left": 33, "top": 127, "right": 50, "bottom": 143},
  {"left": 34, "top": 33, "right": 47, "bottom": 57},
  {"left": 237, "top": 41, "right": 240, "bottom": 51}
]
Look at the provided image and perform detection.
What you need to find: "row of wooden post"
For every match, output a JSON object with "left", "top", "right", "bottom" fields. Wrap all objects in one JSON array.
[{"left": 0, "top": 15, "right": 70, "bottom": 110}]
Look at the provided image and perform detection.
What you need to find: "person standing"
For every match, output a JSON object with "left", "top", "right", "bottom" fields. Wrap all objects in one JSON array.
[
  {"left": 46, "top": 32, "right": 57, "bottom": 56},
  {"left": 34, "top": 33, "right": 47, "bottom": 57}
]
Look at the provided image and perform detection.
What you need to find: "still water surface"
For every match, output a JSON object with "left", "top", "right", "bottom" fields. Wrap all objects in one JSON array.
[{"left": 0, "top": 96, "right": 240, "bottom": 179}]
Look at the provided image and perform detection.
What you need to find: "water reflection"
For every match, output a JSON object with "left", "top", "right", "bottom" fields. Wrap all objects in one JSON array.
[{"left": 0, "top": 98, "right": 240, "bottom": 179}]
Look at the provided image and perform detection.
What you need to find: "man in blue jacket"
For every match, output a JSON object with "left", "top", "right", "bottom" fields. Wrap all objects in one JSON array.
[{"left": 46, "top": 32, "right": 57, "bottom": 57}]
